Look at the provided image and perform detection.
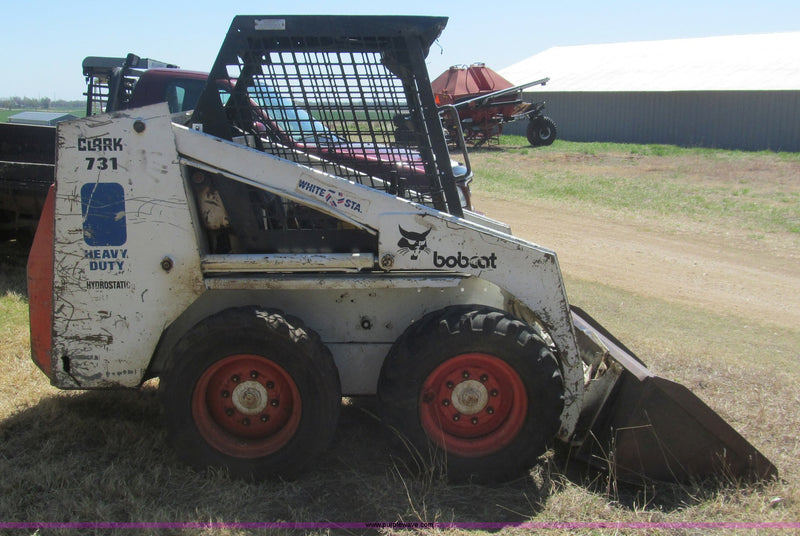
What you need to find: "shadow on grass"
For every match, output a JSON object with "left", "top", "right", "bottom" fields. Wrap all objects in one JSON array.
[
  {"left": 553, "top": 444, "right": 769, "bottom": 515},
  {"left": 0, "top": 239, "right": 29, "bottom": 297},
  {"left": 0, "top": 388, "right": 553, "bottom": 528}
]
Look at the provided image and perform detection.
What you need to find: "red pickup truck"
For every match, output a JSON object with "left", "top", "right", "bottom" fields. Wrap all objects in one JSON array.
[
  {"left": 1, "top": 54, "right": 208, "bottom": 240},
  {"left": 1, "top": 53, "right": 473, "bottom": 241}
]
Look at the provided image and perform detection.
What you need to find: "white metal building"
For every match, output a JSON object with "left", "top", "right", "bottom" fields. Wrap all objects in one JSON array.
[
  {"left": 8, "top": 112, "right": 77, "bottom": 126},
  {"left": 499, "top": 33, "right": 800, "bottom": 151}
]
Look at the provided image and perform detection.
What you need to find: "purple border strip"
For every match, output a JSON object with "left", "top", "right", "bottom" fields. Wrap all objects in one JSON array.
[{"left": 0, "top": 522, "right": 799, "bottom": 530}]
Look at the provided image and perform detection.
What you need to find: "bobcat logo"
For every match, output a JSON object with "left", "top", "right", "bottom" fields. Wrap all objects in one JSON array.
[{"left": 397, "top": 226, "right": 431, "bottom": 260}]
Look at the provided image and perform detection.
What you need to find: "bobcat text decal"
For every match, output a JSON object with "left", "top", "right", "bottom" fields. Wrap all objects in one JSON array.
[
  {"left": 433, "top": 250, "right": 497, "bottom": 270},
  {"left": 397, "top": 226, "right": 498, "bottom": 270}
]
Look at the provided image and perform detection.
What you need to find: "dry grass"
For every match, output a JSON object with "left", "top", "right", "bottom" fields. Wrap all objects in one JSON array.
[{"left": 1, "top": 142, "right": 799, "bottom": 534}]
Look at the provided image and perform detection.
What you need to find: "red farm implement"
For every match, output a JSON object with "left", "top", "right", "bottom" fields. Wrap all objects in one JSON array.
[{"left": 432, "top": 63, "right": 557, "bottom": 147}]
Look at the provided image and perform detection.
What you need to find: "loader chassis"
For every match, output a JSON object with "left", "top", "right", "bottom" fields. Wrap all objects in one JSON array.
[
  {"left": 40, "top": 106, "right": 581, "bottom": 464},
  {"left": 29, "top": 15, "right": 775, "bottom": 483}
]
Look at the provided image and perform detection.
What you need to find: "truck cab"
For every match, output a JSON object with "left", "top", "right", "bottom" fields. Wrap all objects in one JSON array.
[{"left": 128, "top": 68, "right": 208, "bottom": 113}]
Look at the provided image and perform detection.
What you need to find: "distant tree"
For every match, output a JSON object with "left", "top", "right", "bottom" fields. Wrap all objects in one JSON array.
[
  {"left": 52, "top": 99, "right": 83, "bottom": 108},
  {"left": 0, "top": 96, "right": 83, "bottom": 109}
]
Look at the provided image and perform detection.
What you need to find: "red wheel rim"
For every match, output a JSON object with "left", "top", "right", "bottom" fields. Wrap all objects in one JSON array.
[
  {"left": 419, "top": 353, "right": 527, "bottom": 457},
  {"left": 192, "top": 354, "right": 301, "bottom": 458}
]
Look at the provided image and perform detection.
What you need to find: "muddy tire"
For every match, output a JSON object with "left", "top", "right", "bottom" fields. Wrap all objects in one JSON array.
[
  {"left": 378, "top": 305, "right": 564, "bottom": 482},
  {"left": 160, "top": 306, "right": 341, "bottom": 480},
  {"left": 527, "top": 116, "right": 557, "bottom": 146}
]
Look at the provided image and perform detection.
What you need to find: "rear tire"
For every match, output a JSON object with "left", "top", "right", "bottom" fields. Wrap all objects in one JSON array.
[
  {"left": 159, "top": 306, "right": 341, "bottom": 480},
  {"left": 527, "top": 116, "right": 557, "bottom": 146},
  {"left": 378, "top": 305, "right": 564, "bottom": 483}
]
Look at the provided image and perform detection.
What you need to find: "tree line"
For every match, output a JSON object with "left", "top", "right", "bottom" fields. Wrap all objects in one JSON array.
[{"left": 0, "top": 96, "right": 84, "bottom": 109}]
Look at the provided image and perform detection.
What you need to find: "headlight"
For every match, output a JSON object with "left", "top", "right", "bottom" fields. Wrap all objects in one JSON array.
[{"left": 450, "top": 160, "right": 470, "bottom": 180}]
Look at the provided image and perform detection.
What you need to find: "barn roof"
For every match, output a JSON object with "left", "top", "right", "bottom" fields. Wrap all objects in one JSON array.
[
  {"left": 499, "top": 32, "right": 800, "bottom": 92},
  {"left": 8, "top": 111, "right": 78, "bottom": 126}
]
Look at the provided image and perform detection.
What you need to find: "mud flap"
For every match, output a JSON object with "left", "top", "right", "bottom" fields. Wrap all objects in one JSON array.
[
  {"left": 27, "top": 185, "right": 55, "bottom": 380},
  {"left": 570, "top": 306, "right": 777, "bottom": 484}
]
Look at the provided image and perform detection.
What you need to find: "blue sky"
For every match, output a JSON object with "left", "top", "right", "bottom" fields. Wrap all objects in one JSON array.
[{"left": 3, "top": 0, "right": 799, "bottom": 99}]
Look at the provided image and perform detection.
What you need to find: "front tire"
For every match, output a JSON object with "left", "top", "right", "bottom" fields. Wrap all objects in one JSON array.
[
  {"left": 159, "top": 306, "right": 341, "bottom": 479},
  {"left": 378, "top": 305, "right": 564, "bottom": 482}
]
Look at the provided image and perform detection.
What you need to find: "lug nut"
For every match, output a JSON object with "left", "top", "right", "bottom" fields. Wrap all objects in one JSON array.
[
  {"left": 221, "top": 390, "right": 229, "bottom": 398},
  {"left": 231, "top": 375, "right": 240, "bottom": 383},
  {"left": 471, "top": 417, "right": 479, "bottom": 425},
  {"left": 225, "top": 408, "right": 234, "bottom": 417},
  {"left": 442, "top": 399, "right": 450, "bottom": 407},
  {"left": 250, "top": 371, "right": 259, "bottom": 379},
  {"left": 266, "top": 381, "right": 275, "bottom": 389},
  {"left": 480, "top": 374, "right": 488, "bottom": 382},
  {"left": 452, "top": 414, "right": 460, "bottom": 421},
  {"left": 260, "top": 415, "right": 270, "bottom": 422},
  {"left": 270, "top": 399, "right": 279, "bottom": 407},
  {"left": 487, "top": 407, "right": 495, "bottom": 415},
  {"left": 490, "top": 389, "right": 499, "bottom": 397},
  {"left": 242, "top": 418, "right": 250, "bottom": 426},
  {"left": 446, "top": 381, "right": 454, "bottom": 390},
  {"left": 462, "top": 371, "right": 469, "bottom": 379}
]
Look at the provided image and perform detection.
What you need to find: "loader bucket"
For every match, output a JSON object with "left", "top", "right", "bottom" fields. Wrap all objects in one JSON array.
[{"left": 570, "top": 306, "right": 777, "bottom": 485}]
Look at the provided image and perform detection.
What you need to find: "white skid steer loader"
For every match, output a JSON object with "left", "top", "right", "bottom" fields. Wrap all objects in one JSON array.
[{"left": 27, "top": 15, "right": 775, "bottom": 484}]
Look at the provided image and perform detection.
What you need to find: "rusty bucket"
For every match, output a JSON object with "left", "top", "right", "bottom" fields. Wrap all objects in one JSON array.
[{"left": 570, "top": 306, "right": 777, "bottom": 484}]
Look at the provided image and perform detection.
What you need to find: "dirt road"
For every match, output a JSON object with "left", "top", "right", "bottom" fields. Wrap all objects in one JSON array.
[{"left": 478, "top": 196, "right": 800, "bottom": 331}]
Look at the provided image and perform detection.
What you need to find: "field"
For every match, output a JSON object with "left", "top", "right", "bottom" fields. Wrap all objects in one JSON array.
[{"left": 1, "top": 138, "right": 798, "bottom": 534}]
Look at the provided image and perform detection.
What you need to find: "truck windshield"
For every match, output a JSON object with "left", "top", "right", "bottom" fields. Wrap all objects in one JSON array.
[{"left": 249, "top": 87, "right": 341, "bottom": 144}]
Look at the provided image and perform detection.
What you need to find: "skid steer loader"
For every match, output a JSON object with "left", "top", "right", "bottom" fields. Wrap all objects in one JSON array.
[{"left": 27, "top": 15, "right": 775, "bottom": 484}]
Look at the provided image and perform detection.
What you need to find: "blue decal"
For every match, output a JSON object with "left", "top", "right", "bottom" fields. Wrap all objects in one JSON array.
[{"left": 81, "top": 183, "right": 127, "bottom": 246}]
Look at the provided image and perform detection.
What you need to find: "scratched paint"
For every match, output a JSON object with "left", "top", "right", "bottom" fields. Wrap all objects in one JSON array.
[{"left": 51, "top": 104, "right": 205, "bottom": 388}]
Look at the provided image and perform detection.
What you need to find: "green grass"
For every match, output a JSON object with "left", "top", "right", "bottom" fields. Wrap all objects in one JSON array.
[
  {"left": 500, "top": 135, "right": 800, "bottom": 160},
  {"left": 473, "top": 138, "right": 800, "bottom": 235},
  {"left": 0, "top": 107, "right": 85, "bottom": 122},
  {"left": 0, "top": 290, "right": 27, "bottom": 332}
]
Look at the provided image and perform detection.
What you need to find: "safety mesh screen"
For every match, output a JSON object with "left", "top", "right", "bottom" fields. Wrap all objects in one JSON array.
[
  {"left": 187, "top": 16, "right": 461, "bottom": 253},
  {"left": 207, "top": 30, "right": 447, "bottom": 211}
]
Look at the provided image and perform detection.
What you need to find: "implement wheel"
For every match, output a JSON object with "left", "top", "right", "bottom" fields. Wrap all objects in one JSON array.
[
  {"left": 527, "top": 116, "right": 557, "bottom": 146},
  {"left": 378, "top": 305, "right": 564, "bottom": 482},
  {"left": 160, "top": 307, "right": 340, "bottom": 479}
]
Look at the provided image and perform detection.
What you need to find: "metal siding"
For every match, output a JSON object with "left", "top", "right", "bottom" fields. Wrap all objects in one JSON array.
[{"left": 509, "top": 91, "right": 800, "bottom": 151}]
